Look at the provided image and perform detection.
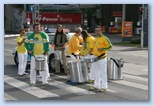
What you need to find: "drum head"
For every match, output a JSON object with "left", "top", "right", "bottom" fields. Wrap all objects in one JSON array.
[{"left": 35, "top": 57, "right": 45, "bottom": 61}]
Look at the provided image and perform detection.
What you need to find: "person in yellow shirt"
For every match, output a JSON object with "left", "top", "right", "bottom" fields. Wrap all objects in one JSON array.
[
  {"left": 35, "top": 25, "right": 50, "bottom": 79},
  {"left": 16, "top": 29, "right": 28, "bottom": 76},
  {"left": 79, "top": 30, "right": 95, "bottom": 83},
  {"left": 25, "top": 23, "right": 50, "bottom": 86},
  {"left": 89, "top": 26, "right": 112, "bottom": 92},
  {"left": 68, "top": 27, "right": 83, "bottom": 58},
  {"left": 79, "top": 30, "right": 95, "bottom": 56}
]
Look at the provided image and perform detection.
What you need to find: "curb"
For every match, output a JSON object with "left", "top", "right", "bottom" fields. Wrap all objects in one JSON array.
[{"left": 4, "top": 34, "right": 19, "bottom": 38}]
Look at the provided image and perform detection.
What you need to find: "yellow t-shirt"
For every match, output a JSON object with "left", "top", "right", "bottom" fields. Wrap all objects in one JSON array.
[
  {"left": 80, "top": 35, "right": 95, "bottom": 56},
  {"left": 92, "top": 35, "right": 112, "bottom": 58},
  {"left": 68, "top": 34, "right": 83, "bottom": 55},
  {"left": 33, "top": 34, "right": 44, "bottom": 55},
  {"left": 16, "top": 36, "right": 27, "bottom": 53}
]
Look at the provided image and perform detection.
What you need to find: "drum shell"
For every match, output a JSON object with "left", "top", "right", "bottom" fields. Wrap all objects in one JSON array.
[
  {"left": 83, "top": 55, "right": 98, "bottom": 63},
  {"left": 68, "top": 60, "right": 89, "bottom": 83},
  {"left": 35, "top": 57, "right": 46, "bottom": 71},
  {"left": 54, "top": 50, "right": 62, "bottom": 60}
]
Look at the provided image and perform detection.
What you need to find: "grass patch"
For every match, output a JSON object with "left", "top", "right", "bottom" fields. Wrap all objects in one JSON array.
[
  {"left": 113, "top": 42, "right": 141, "bottom": 47},
  {"left": 113, "top": 39, "right": 145, "bottom": 47}
]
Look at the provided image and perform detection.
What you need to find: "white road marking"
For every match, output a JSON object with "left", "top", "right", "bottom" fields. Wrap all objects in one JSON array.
[
  {"left": 4, "top": 75, "right": 60, "bottom": 98},
  {"left": 37, "top": 78, "right": 96, "bottom": 95},
  {"left": 4, "top": 93, "right": 18, "bottom": 100}
]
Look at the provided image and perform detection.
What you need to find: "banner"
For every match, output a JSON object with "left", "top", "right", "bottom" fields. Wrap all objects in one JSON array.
[
  {"left": 26, "top": 12, "right": 82, "bottom": 24},
  {"left": 122, "top": 22, "right": 133, "bottom": 37}
]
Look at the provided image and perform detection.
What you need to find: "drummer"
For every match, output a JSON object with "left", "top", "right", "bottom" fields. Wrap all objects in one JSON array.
[
  {"left": 51, "top": 24, "right": 68, "bottom": 74},
  {"left": 88, "top": 26, "right": 112, "bottom": 92},
  {"left": 25, "top": 23, "right": 50, "bottom": 86},
  {"left": 79, "top": 30, "right": 95, "bottom": 83},
  {"left": 67, "top": 27, "right": 83, "bottom": 58}
]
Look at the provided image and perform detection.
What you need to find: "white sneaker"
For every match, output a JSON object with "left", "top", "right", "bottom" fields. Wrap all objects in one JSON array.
[
  {"left": 36, "top": 75, "right": 42, "bottom": 78},
  {"left": 23, "top": 72, "right": 28, "bottom": 75}
]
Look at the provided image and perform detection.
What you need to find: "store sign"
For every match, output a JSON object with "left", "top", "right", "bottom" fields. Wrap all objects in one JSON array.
[
  {"left": 112, "top": 12, "right": 122, "bottom": 16},
  {"left": 122, "top": 22, "right": 133, "bottom": 37},
  {"left": 26, "top": 12, "right": 81, "bottom": 24}
]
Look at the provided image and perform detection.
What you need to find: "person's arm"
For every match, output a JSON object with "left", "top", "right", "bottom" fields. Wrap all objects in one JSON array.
[
  {"left": 102, "top": 36, "right": 112, "bottom": 51},
  {"left": 24, "top": 34, "right": 33, "bottom": 52},
  {"left": 43, "top": 33, "right": 50, "bottom": 54},
  {"left": 63, "top": 33, "right": 69, "bottom": 48},
  {"left": 72, "top": 37, "right": 83, "bottom": 50},
  {"left": 98, "top": 36, "right": 112, "bottom": 52},
  {"left": 17, "top": 37, "right": 26, "bottom": 46}
]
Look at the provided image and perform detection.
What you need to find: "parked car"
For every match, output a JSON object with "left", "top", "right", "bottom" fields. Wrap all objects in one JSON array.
[{"left": 12, "top": 32, "right": 75, "bottom": 73}]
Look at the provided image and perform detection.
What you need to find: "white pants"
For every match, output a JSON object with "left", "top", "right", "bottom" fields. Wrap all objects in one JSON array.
[
  {"left": 89, "top": 63, "right": 95, "bottom": 80},
  {"left": 93, "top": 57, "right": 108, "bottom": 89},
  {"left": 18, "top": 53, "right": 27, "bottom": 75},
  {"left": 30, "top": 55, "right": 49, "bottom": 84},
  {"left": 39, "top": 64, "right": 50, "bottom": 78}
]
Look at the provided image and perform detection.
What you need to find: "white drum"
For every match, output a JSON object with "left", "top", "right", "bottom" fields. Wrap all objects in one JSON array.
[
  {"left": 35, "top": 57, "right": 46, "bottom": 71},
  {"left": 54, "top": 50, "right": 62, "bottom": 60}
]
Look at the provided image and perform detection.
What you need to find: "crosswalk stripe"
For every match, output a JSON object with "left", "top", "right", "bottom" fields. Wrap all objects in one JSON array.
[
  {"left": 112, "top": 80, "right": 148, "bottom": 90},
  {"left": 4, "top": 49, "right": 13, "bottom": 53},
  {"left": 50, "top": 74, "right": 117, "bottom": 93},
  {"left": 4, "top": 93, "right": 18, "bottom": 100},
  {"left": 37, "top": 78, "right": 95, "bottom": 95},
  {"left": 4, "top": 75, "right": 60, "bottom": 98},
  {"left": 123, "top": 74, "right": 148, "bottom": 83},
  {"left": 51, "top": 73, "right": 148, "bottom": 91}
]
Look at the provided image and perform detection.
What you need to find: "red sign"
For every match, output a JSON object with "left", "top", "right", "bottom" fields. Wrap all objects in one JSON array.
[
  {"left": 112, "top": 12, "right": 122, "bottom": 16},
  {"left": 122, "top": 22, "right": 133, "bottom": 37},
  {"left": 109, "top": 27, "right": 118, "bottom": 33},
  {"left": 26, "top": 12, "right": 82, "bottom": 24}
]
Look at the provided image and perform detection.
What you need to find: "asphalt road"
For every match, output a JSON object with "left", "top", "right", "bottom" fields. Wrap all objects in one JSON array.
[{"left": 4, "top": 36, "right": 148, "bottom": 100}]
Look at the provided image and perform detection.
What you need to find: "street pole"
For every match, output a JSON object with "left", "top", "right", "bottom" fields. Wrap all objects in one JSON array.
[
  {"left": 57, "top": 4, "right": 58, "bottom": 13},
  {"left": 122, "top": 4, "right": 126, "bottom": 22},
  {"left": 122, "top": 4, "right": 126, "bottom": 42},
  {"left": 141, "top": 4, "right": 144, "bottom": 48}
]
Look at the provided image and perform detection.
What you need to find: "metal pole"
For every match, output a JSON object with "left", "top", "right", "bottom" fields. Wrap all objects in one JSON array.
[
  {"left": 141, "top": 4, "right": 144, "bottom": 48},
  {"left": 122, "top": 4, "right": 126, "bottom": 42},
  {"left": 57, "top": 4, "right": 58, "bottom": 13},
  {"left": 24, "top": 4, "right": 26, "bottom": 11},
  {"left": 122, "top": 4, "right": 126, "bottom": 22}
]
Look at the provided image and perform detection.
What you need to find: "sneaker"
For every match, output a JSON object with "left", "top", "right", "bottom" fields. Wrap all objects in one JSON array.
[
  {"left": 18, "top": 74, "right": 24, "bottom": 76},
  {"left": 23, "top": 72, "right": 28, "bottom": 75},
  {"left": 89, "top": 86, "right": 96, "bottom": 91},
  {"left": 42, "top": 83, "right": 49, "bottom": 86},
  {"left": 36, "top": 75, "right": 42, "bottom": 78},
  {"left": 97, "top": 88, "right": 106, "bottom": 92},
  {"left": 29, "top": 83, "right": 35, "bottom": 86},
  {"left": 88, "top": 80, "right": 94, "bottom": 83}
]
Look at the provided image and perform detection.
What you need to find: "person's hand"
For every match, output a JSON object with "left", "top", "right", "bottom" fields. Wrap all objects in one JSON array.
[
  {"left": 98, "top": 48, "right": 103, "bottom": 52},
  {"left": 28, "top": 51, "right": 32, "bottom": 54},
  {"left": 51, "top": 44, "right": 55, "bottom": 47},
  {"left": 88, "top": 49, "right": 92, "bottom": 54},
  {"left": 63, "top": 43, "right": 68, "bottom": 48},
  {"left": 22, "top": 37, "right": 26, "bottom": 41}
]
